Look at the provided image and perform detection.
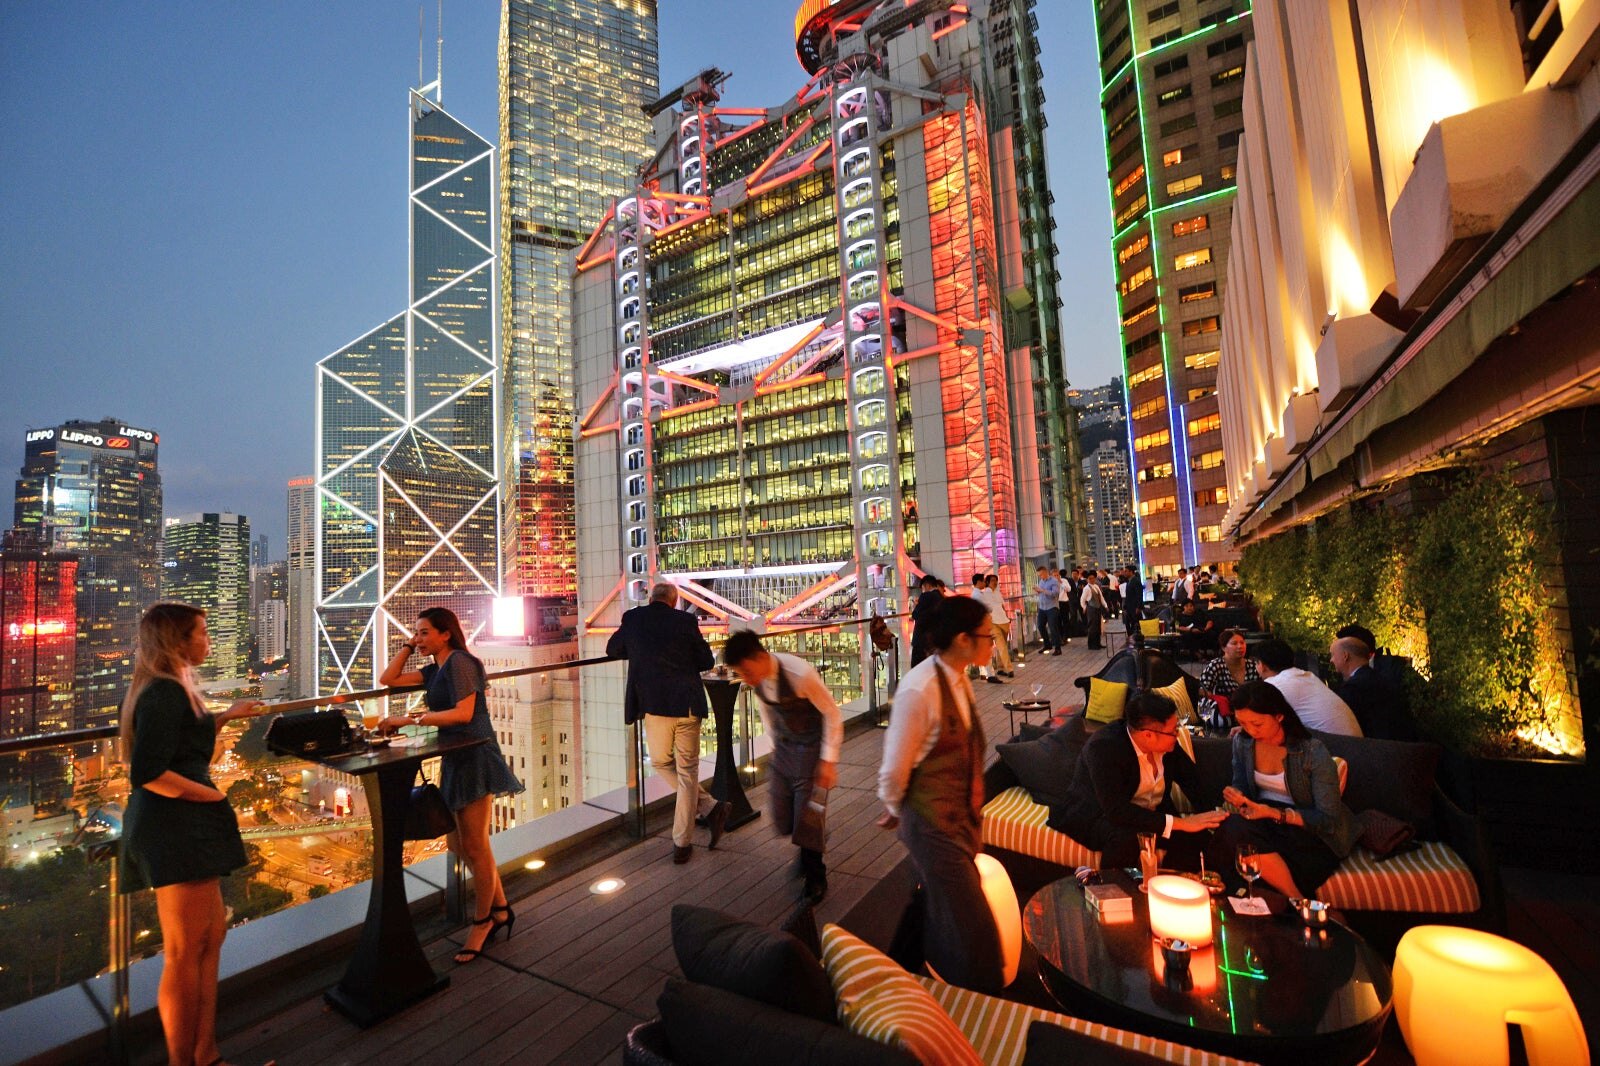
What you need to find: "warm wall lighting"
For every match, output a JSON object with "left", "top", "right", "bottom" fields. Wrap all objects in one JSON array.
[
  {"left": 1147, "top": 875, "right": 1213, "bottom": 947},
  {"left": 1394, "top": 925, "right": 1589, "bottom": 1065}
]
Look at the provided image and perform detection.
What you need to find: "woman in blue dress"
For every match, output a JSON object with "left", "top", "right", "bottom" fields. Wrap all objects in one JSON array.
[
  {"left": 378, "top": 606, "right": 524, "bottom": 964},
  {"left": 118, "top": 603, "right": 267, "bottom": 1066}
]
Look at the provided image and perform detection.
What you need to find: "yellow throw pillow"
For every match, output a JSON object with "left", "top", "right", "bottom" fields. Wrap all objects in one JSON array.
[
  {"left": 1151, "top": 677, "right": 1197, "bottom": 726},
  {"left": 820, "top": 923, "right": 984, "bottom": 1066},
  {"left": 1085, "top": 677, "right": 1130, "bottom": 724},
  {"left": 1139, "top": 618, "right": 1162, "bottom": 637}
]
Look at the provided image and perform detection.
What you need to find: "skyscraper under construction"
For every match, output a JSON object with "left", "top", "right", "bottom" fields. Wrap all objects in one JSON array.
[{"left": 572, "top": 0, "right": 1078, "bottom": 792}]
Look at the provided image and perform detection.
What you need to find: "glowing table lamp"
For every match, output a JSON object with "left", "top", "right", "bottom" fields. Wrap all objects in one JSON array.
[
  {"left": 1146, "top": 875, "right": 1213, "bottom": 947},
  {"left": 1394, "top": 925, "right": 1589, "bottom": 1066},
  {"left": 975, "top": 853, "right": 1022, "bottom": 986}
]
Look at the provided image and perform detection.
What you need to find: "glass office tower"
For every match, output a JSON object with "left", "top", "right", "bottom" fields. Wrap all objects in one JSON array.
[
  {"left": 315, "top": 87, "right": 501, "bottom": 696},
  {"left": 161, "top": 513, "right": 252, "bottom": 682},
  {"left": 12, "top": 419, "right": 162, "bottom": 729},
  {"left": 0, "top": 530, "right": 77, "bottom": 740},
  {"left": 573, "top": 0, "right": 1079, "bottom": 792},
  {"left": 1093, "top": 0, "right": 1253, "bottom": 574},
  {"left": 499, "top": 0, "right": 658, "bottom": 622}
]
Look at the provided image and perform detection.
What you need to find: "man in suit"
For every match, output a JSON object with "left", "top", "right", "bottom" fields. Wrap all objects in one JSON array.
[
  {"left": 1330, "top": 636, "right": 1416, "bottom": 740},
  {"left": 1050, "top": 692, "right": 1226, "bottom": 867},
  {"left": 908, "top": 574, "right": 943, "bottom": 667},
  {"left": 607, "top": 582, "right": 729, "bottom": 863},
  {"left": 1121, "top": 564, "right": 1145, "bottom": 646}
]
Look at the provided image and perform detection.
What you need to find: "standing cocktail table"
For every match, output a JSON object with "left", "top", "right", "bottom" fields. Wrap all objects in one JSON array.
[{"left": 1023, "top": 871, "right": 1392, "bottom": 1064}]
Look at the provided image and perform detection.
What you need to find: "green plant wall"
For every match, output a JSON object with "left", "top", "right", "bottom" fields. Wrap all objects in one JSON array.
[{"left": 1238, "top": 468, "right": 1577, "bottom": 757}]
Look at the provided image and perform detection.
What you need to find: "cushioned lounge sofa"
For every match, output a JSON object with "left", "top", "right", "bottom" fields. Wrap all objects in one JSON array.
[
  {"left": 983, "top": 655, "right": 1501, "bottom": 942},
  {"left": 622, "top": 904, "right": 1252, "bottom": 1066}
]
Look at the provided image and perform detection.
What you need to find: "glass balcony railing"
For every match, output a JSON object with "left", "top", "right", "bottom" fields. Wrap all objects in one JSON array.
[{"left": 0, "top": 610, "right": 907, "bottom": 1062}]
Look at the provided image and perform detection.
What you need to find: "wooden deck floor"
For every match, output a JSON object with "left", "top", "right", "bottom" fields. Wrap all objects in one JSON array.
[{"left": 208, "top": 628, "right": 1597, "bottom": 1065}]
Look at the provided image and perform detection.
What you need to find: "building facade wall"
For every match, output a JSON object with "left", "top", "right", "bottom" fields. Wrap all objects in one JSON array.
[
  {"left": 571, "top": 0, "right": 1072, "bottom": 794},
  {"left": 162, "top": 512, "right": 252, "bottom": 682},
  {"left": 1094, "top": 0, "right": 1254, "bottom": 575}
]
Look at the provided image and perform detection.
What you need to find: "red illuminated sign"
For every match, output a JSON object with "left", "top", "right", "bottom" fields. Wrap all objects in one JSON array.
[{"left": 106, "top": 437, "right": 131, "bottom": 449}]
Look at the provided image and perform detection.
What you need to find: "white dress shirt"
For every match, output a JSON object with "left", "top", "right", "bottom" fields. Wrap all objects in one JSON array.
[
  {"left": 1265, "top": 667, "right": 1363, "bottom": 737},
  {"left": 877, "top": 655, "right": 974, "bottom": 817},
  {"left": 754, "top": 652, "right": 845, "bottom": 763}
]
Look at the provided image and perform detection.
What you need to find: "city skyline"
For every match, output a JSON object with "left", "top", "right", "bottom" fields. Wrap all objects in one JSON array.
[{"left": 0, "top": 2, "right": 1120, "bottom": 556}]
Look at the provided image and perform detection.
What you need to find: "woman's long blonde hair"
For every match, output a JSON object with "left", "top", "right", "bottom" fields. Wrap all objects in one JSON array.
[{"left": 119, "top": 602, "right": 209, "bottom": 757}]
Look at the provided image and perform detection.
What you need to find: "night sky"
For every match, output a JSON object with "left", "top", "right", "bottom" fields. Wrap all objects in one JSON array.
[{"left": 0, "top": 1, "right": 1119, "bottom": 554}]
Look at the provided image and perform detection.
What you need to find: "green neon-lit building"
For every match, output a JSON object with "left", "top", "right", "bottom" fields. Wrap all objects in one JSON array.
[{"left": 1094, "top": 0, "right": 1253, "bottom": 574}]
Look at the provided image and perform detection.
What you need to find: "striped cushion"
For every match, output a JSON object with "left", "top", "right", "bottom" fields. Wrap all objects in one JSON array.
[
  {"left": 982, "top": 786, "right": 1098, "bottom": 867},
  {"left": 821, "top": 924, "right": 983, "bottom": 1066},
  {"left": 918, "top": 976, "right": 1254, "bottom": 1066},
  {"left": 1319, "top": 841, "right": 1480, "bottom": 913}
]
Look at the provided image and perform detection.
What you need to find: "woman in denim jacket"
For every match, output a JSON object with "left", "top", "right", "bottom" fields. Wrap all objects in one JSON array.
[{"left": 1209, "top": 681, "right": 1360, "bottom": 898}]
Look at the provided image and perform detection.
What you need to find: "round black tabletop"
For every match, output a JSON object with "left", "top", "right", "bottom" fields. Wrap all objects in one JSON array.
[{"left": 1022, "top": 871, "right": 1392, "bottom": 1065}]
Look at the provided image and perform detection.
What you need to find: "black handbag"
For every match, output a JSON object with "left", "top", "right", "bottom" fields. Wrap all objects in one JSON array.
[
  {"left": 265, "top": 710, "right": 354, "bottom": 758},
  {"left": 404, "top": 768, "right": 456, "bottom": 840}
]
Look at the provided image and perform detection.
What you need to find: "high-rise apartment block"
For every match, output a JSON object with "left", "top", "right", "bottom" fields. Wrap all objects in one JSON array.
[
  {"left": 12, "top": 419, "right": 162, "bottom": 728},
  {"left": 1081, "top": 439, "right": 1137, "bottom": 569},
  {"left": 162, "top": 513, "right": 251, "bottom": 682},
  {"left": 252, "top": 560, "right": 288, "bottom": 665},
  {"left": 286, "top": 476, "right": 316, "bottom": 697},
  {"left": 1094, "top": 0, "right": 1252, "bottom": 574},
  {"left": 315, "top": 86, "right": 501, "bottom": 696},
  {"left": 0, "top": 530, "right": 77, "bottom": 739},
  {"left": 572, "top": 0, "right": 1076, "bottom": 792},
  {"left": 499, "top": 0, "right": 658, "bottom": 621}
]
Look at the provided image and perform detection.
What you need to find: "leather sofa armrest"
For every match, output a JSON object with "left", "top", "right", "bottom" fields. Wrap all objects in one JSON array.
[{"left": 1432, "top": 784, "right": 1505, "bottom": 931}]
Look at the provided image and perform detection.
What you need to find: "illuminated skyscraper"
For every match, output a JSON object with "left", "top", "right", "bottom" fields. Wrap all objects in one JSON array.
[
  {"left": 0, "top": 530, "right": 77, "bottom": 739},
  {"left": 286, "top": 476, "right": 316, "bottom": 697},
  {"left": 572, "top": 0, "right": 1078, "bottom": 791},
  {"left": 498, "top": 0, "right": 658, "bottom": 623},
  {"left": 162, "top": 513, "right": 252, "bottom": 682},
  {"left": 12, "top": 419, "right": 162, "bottom": 729},
  {"left": 1093, "top": 1, "right": 1253, "bottom": 573},
  {"left": 315, "top": 84, "right": 501, "bottom": 696}
]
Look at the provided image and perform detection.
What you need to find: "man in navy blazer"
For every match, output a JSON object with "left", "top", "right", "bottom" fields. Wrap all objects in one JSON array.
[
  {"left": 607, "top": 582, "right": 728, "bottom": 863},
  {"left": 1049, "top": 692, "right": 1225, "bottom": 867}
]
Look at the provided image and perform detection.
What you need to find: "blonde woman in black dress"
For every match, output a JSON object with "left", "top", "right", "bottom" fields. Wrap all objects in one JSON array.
[{"left": 118, "top": 603, "right": 267, "bottom": 1066}]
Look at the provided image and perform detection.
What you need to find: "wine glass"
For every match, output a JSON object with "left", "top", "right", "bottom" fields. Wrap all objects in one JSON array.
[{"left": 1235, "top": 844, "right": 1262, "bottom": 898}]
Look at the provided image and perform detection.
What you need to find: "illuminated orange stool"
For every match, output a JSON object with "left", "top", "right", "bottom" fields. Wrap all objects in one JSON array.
[{"left": 1393, "top": 925, "right": 1589, "bottom": 1066}]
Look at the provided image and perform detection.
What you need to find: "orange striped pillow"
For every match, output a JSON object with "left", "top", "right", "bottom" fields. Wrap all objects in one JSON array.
[{"left": 820, "top": 923, "right": 983, "bottom": 1066}]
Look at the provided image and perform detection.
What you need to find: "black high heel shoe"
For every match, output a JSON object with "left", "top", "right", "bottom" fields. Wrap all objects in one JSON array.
[
  {"left": 490, "top": 903, "right": 516, "bottom": 941},
  {"left": 454, "top": 913, "right": 495, "bottom": 965}
]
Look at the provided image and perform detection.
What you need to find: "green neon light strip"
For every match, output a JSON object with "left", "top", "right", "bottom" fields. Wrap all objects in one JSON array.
[
  {"left": 1137, "top": 8, "right": 1254, "bottom": 63},
  {"left": 1150, "top": 185, "right": 1237, "bottom": 216}
]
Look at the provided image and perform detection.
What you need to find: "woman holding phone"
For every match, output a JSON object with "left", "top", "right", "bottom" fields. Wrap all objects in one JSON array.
[
  {"left": 119, "top": 603, "right": 268, "bottom": 1066},
  {"left": 1210, "top": 681, "right": 1359, "bottom": 898},
  {"left": 378, "top": 606, "right": 524, "bottom": 964}
]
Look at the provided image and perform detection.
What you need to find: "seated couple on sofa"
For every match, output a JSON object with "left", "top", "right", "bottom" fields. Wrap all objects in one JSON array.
[{"left": 1054, "top": 683, "right": 1359, "bottom": 899}]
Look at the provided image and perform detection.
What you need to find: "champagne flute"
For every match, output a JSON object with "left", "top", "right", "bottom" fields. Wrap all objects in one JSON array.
[
  {"left": 1235, "top": 843, "right": 1261, "bottom": 898},
  {"left": 1030, "top": 682, "right": 1044, "bottom": 701}
]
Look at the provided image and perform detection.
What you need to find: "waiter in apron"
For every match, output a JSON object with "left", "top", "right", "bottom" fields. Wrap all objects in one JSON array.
[{"left": 723, "top": 630, "right": 843, "bottom": 904}]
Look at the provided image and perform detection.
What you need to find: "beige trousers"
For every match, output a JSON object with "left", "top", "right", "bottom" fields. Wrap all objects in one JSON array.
[
  {"left": 644, "top": 713, "right": 716, "bottom": 846},
  {"left": 991, "top": 621, "right": 1013, "bottom": 672}
]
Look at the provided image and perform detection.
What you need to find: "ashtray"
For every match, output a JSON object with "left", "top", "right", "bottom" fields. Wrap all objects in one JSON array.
[{"left": 1290, "top": 898, "right": 1330, "bottom": 925}]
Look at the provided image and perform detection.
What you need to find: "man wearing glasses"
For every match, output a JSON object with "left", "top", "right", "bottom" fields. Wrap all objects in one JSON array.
[{"left": 1050, "top": 692, "right": 1225, "bottom": 868}]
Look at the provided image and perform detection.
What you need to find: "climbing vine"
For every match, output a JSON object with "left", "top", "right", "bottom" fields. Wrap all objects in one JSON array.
[{"left": 1239, "top": 468, "right": 1577, "bottom": 757}]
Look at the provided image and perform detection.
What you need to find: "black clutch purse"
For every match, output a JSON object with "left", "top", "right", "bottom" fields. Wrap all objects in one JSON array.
[
  {"left": 405, "top": 768, "right": 456, "bottom": 840},
  {"left": 265, "top": 710, "right": 355, "bottom": 758}
]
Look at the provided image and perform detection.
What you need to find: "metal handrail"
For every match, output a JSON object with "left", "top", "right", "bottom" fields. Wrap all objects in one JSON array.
[{"left": 1, "top": 606, "right": 919, "bottom": 1062}]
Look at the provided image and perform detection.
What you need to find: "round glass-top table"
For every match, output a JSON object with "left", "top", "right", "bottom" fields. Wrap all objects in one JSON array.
[{"left": 1023, "top": 871, "right": 1392, "bottom": 1064}]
